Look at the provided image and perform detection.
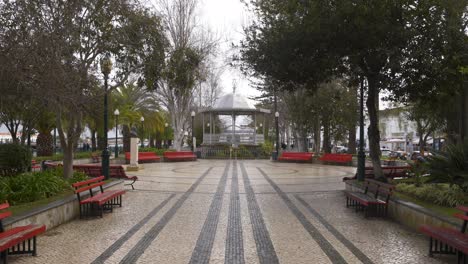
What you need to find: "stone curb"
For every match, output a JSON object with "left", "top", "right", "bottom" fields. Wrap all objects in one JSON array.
[
  {"left": 5, "top": 180, "right": 124, "bottom": 229},
  {"left": 345, "top": 180, "right": 462, "bottom": 231}
]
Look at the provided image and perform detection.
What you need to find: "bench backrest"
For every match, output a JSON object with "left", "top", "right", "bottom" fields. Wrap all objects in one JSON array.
[
  {"left": 109, "top": 166, "right": 127, "bottom": 178},
  {"left": 321, "top": 153, "right": 352, "bottom": 162},
  {"left": 164, "top": 151, "right": 194, "bottom": 156},
  {"left": 455, "top": 206, "right": 468, "bottom": 233},
  {"left": 139, "top": 152, "right": 157, "bottom": 157},
  {"left": 281, "top": 152, "right": 313, "bottom": 157},
  {"left": 363, "top": 179, "right": 395, "bottom": 202},
  {"left": 72, "top": 176, "right": 105, "bottom": 202},
  {"left": 0, "top": 202, "right": 11, "bottom": 232}
]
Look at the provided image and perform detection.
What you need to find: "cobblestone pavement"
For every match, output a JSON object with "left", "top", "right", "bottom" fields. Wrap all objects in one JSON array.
[{"left": 10, "top": 160, "right": 453, "bottom": 264}]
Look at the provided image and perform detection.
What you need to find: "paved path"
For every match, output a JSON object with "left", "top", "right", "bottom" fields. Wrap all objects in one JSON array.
[{"left": 11, "top": 160, "right": 451, "bottom": 263}]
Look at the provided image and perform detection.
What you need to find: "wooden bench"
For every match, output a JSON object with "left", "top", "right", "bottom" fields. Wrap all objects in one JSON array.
[
  {"left": 73, "top": 165, "right": 138, "bottom": 190},
  {"left": 345, "top": 179, "right": 395, "bottom": 217},
  {"left": 72, "top": 176, "right": 126, "bottom": 218},
  {"left": 320, "top": 153, "right": 353, "bottom": 164},
  {"left": 420, "top": 206, "right": 468, "bottom": 263},
  {"left": 278, "top": 152, "right": 313, "bottom": 162},
  {"left": 31, "top": 160, "right": 41, "bottom": 172},
  {"left": 125, "top": 152, "right": 160, "bottom": 163},
  {"left": 163, "top": 151, "right": 197, "bottom": 161},
  {"left": 109, "top": 166, "right": 138, "bottom": 190},
  {"left": 0, "top": 202, "right": 46, "bottom": 264},
  {"left": 365, "top": 166, "right": 411, "bottom": 179}
]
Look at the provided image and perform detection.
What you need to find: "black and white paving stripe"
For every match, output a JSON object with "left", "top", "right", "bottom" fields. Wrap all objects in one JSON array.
[{"left": 118, "top": 167, "right": 214, "bottom": 264}]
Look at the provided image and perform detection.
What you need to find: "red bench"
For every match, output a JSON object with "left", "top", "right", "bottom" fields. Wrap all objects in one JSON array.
[
  {"left": 163, "top": 151, "right": 197, "bottom": 161},
  {"left": 320, "top": 153, "right": 353, "bottom": 164},
  {"left": 72, "top": 176, "right": 126, "bottom": 218},
  {"left": 31, "top": 160, "right": 41, "bottom": 171},
  {"left": 278, "top": 152, "right": 313, "bottom": 162},
  {"left": 345, "top": 179, "right": 395, "bottom": 217},
  {"left": 73, "top": 165, "right": 138, "bottom": 190},
  {"left": 420, "top": 206, "right": 468, "bottom": 263},
  {"left": 109, "top": 166, "right": 138, "bottom": 190},
  {"left": 0, "top": 202, "right": 46, "bottom": 263},
  {"left": 125, "top": 152, "right": 160, "bottom": 163}
]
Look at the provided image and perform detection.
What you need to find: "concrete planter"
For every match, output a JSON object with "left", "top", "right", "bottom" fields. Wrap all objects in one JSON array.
[
  {"left": 345, "top": 180, "right": 461, "bottom": 231},
  {"left": 4, "top": 180, "right": 124, "bottom": 230}
]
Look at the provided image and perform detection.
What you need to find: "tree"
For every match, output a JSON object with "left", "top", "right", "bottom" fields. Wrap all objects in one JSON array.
[
  {"left": 0, "top": 0, "right": 166, "bottom": 178},
  {"left": 154, "top": 0, "right": 217, "bottom": 150},
  {"left": 406, "top": 101, "right": 444, "bottom": 156},
  {"left": 240, "top": 0, "right": 461, "bottom": 180}
]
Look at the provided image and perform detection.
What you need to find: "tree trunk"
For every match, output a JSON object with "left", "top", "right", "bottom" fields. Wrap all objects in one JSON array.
[
  {"left": 123, "top": 125, "right": 131, "bottom": 152},
  {"left": 348, "top": 127, "right": 357, "bottom": 154},
  {"left": 149, "top": 136, "right": 155, "bottom": 148},
  {"left": 91, "top": 129, "right": 97, "bottom": 151},
  {"left": 366, "top": 76, "right": 384, "bottom": 181},
  {"left": 62, "top": 144, "right": 74, "bottom": 179},
  {"left": 314, "top": 117, "right": 321, "bottom": 153},
  {"left": 323, "top": 120, "right": 331, "bottom": 153}
]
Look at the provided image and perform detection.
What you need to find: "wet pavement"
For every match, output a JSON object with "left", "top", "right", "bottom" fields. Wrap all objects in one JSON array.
[{"left": 10, "top": 160, "right": 452, "bottom": 263}]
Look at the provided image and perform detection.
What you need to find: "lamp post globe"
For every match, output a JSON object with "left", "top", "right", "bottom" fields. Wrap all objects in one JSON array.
[
  {"left": 275, "top": 111, "right": 280, "bottom": 159},
  {"left": 114, "top": 109, "right": 120, "bottom": 158},
  {"left": 100, "top": 54, "right": 112, "bottom": 180},
  {"left": 191, "top": 111, "right": 195, "bottom": 151}
]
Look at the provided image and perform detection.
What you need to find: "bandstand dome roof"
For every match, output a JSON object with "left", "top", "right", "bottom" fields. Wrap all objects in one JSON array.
[
  {"left": 199, "top": 92, "right": 270, "bottom": 114},
  {"left": 214, "top": 93, "right": 255, "bottom": 111}
]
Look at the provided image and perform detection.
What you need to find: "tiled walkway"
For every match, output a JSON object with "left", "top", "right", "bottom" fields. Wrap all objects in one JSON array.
[{"left": 11, "top": 160, "right": 451, "bottom": 263}]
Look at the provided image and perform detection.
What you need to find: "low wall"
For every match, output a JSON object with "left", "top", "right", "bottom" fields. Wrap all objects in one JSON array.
[
  {"left": 4, "top": 180, "right": 124, "bottom": 230},
  {"left": 345, "top": 180, "right": 461, "bottom": 231}
]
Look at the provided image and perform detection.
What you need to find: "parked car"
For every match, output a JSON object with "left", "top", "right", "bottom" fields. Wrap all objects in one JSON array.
[
  {"left": 381, "top": 149, "right": 391, "bottom": 157},
  {"left": 336, "top": 146, "right": 348, "bottom": 153}
]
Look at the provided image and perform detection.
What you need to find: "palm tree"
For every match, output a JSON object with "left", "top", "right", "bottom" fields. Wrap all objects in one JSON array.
[{"left": 112, "top": 83, "right": 165, "bottom": 152}]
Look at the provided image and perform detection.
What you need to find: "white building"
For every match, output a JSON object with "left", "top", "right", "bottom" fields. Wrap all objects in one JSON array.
[{"left": 376, "top": 107, "right": 419, "bottom": 152}]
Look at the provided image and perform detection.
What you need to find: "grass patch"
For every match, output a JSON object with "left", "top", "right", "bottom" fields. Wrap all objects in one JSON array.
[
  {"left": 394, "top": 191, "right": 460, "bottom": 219},
  {"left": 9, "top": 190, "right": 74, "bottom": 216}
]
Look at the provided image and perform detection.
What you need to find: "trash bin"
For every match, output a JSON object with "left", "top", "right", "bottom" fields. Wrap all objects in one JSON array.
[{"left": 195, "top": 151, "right": 201, "bottom": 159}]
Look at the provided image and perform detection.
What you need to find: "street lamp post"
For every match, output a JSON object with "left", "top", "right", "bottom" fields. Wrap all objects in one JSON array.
[
  {"left": 357, "top": 76, "right": 366, "bottom": 181},
  {"left": 164, "top": 122, "right": 168, "bottom": 148},
  {"left": 275, "top": 111, "right": 280, "bottom": 160},
  {"left": 100, "top": 55, "right": 112, "bottom": 180},
  {"left": 191, "top": 111, "right": 195, "bottom": 151},
  {"left": 140, "top": 116, "right": 145, "bottom": 148},
  {"left": 114, "top": 109, "right": 119, "bottom": 158}
]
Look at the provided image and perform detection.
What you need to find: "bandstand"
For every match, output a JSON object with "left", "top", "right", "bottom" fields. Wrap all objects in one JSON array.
[{"left": 199, "top": 91, "right": 270, "bottom": 158}]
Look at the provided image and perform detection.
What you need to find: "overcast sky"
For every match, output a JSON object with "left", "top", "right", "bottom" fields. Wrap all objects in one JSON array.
[{"left": 199, "top": 0, "right": 261, "bottom": 100}]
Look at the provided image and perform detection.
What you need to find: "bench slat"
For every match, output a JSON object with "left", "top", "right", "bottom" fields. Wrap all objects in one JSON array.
[
  {"left": 455, "top": 213, "right": 468, "bottom": 222},
  {"left": 0, "top": 225, "right": 46, "bottom": 252},
  {"left": 0, "top": 202, "right": 9, "bottom": 211},
  {"left": 72, "top": 176, "right": 105, "bottom": 188},
  {"left": 0, "top": 211, "right": 12, "bottom": 220},
  {"left": 457, "top": 206, "right": 468, "bottom": 213},
  {"left": 75, "top": 181, "right": 104, "bottom": 194}
]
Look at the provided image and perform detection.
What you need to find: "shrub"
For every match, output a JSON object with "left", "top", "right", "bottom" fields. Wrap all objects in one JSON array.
[
  {"left": 0, "top": 168, "right": 89, "bottom": 206},
  {"left": 0, "top": 144, "right": 32, "bottom": 177},
  {"left": 397, "top": 183, "right": 468, "bottom": 207},
  {"left": 138, "top": 147, "right": 169, "bottom": 156},
  {"left": 426, "top": 141, "right": 468, "bottom": 193}
]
